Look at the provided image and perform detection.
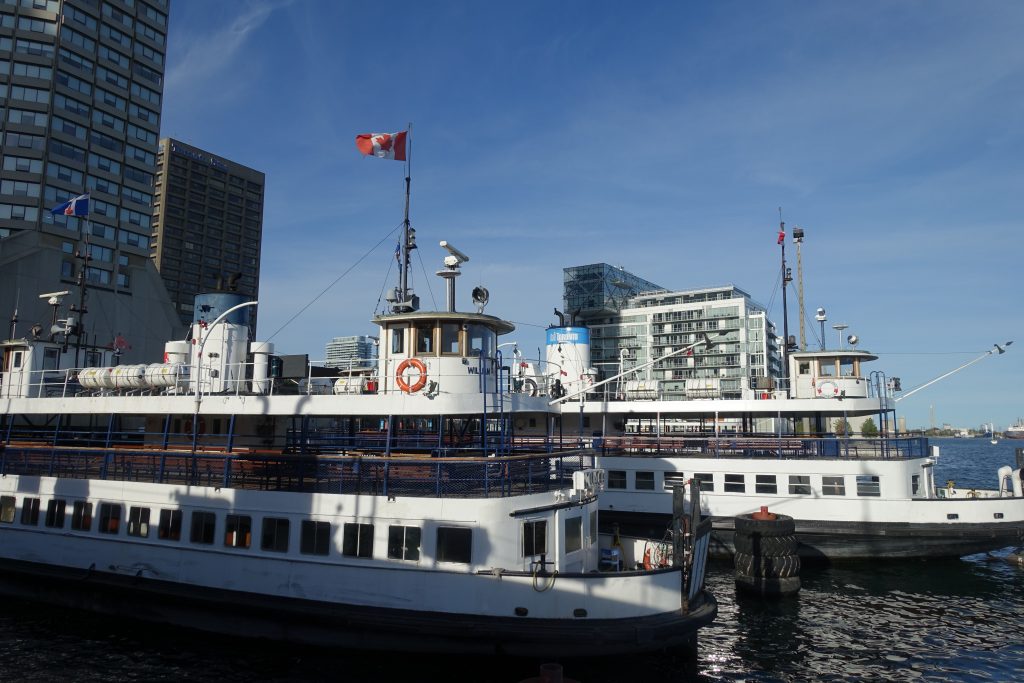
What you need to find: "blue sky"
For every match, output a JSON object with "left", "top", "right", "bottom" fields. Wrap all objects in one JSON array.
[{"left": 161, "top": 1, "right": 1023, "bottom": 431}]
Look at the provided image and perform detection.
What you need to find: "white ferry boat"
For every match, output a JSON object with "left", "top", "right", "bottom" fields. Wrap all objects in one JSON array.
[
  {"left": 508, "top": 331, "right": 1024, "bottom": 560},
  {"left": 1005, "top": 419, "right": 1024, "bottom": 440},
  {"left": 0, "top": 243, "right": 716, "bottom": 656}
]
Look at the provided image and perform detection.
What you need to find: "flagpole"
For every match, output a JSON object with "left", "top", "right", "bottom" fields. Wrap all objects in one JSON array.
[{"left": 398, "top": 124, "right": 414, "bottom": 312}]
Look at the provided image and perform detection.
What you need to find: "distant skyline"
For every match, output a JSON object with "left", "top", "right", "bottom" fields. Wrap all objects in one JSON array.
[{"left": 161, "top": 1, "right": 1023, "bottom": 429}]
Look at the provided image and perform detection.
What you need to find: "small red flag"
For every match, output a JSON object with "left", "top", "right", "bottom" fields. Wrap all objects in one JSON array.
[
  {"left": 777, "top": 229, "right": 785, "bottom": 245},
  {"left": 355, "top": 131, "right": 408, "bottom": 161}
]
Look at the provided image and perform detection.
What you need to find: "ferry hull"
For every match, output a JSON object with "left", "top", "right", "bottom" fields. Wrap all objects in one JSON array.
[
  {"left": 603, "top": 510, "right": 1024, "bottom": 561},
  {"left": 0, "top": 556, "right": 716, "bottom": 657}
]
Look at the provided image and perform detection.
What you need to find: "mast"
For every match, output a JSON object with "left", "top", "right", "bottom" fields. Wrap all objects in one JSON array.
[
  {"left": 778, "top": 208, "right": 792, "bottom": 396},
  {"left": 395, "top": 126, "right": 417, "bottom": 313},
  {"left": 71, "top": 220, "right": 92, "bottom": 367}
]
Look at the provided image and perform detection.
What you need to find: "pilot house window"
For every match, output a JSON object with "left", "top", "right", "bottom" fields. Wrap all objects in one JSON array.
[
  {"left": 523, "top": 520, "right": 547, "bottom": 557},
  {"left": 415, "top": 324, "right": 433, "bottom": 355},
  {"left": 440, "top": 323, "right": 460, "bottom": 355}
]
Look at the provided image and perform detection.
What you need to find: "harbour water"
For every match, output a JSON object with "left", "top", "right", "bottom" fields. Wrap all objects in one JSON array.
[{"left": 1, "top": 439, "right": 1021, "bottom": 681}]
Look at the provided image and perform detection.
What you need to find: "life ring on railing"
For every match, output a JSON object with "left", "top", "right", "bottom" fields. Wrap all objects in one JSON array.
[
  {"left": 395, "top": 358, "right": 428, "bottom": 393},
  {"left": 522, "top": 378, "right": 538, "bottom": 397},
  {"left": 816, "top": 380, "right": 839, "bottom": 397}
]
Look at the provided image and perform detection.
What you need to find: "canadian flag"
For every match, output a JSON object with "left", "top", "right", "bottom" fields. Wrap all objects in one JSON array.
[{"left": 355, "top": 131, "right": 408, "bottom": 161}]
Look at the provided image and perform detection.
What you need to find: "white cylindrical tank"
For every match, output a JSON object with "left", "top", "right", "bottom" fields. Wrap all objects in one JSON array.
[
  {"left": 78, "top": 367, "right": 101, "bottom": 390},
  {"left": 164, "top": 341, "right": 190, "bottom": 364},
  {"left": 545, "top": 327, "right": 592, "bottom": 399},
  {"left": 145, "top": 363, "right": 190, "bottom": 390},
  {"left": 250, "top": 341, "right": 274, "bottom": 395},
  {"left": 97, "top": 366, "right": 117, "bottom": 390}
]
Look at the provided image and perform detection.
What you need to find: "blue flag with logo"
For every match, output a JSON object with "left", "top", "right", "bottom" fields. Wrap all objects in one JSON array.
[{"left": 50, "top": 193, "right": 90, "bottom": 217}]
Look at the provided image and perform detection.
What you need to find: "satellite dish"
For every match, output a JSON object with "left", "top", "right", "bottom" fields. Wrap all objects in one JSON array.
[
  {"left": 847, "top": 334, "right": 859, "bottom": 347},
  {"left": 472, "top": 286, "right": 489, "bottom": 313}
]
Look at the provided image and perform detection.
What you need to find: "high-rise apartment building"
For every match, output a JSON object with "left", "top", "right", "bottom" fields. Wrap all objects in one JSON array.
[
  {"left": 565, "top": 264, "right": 782, "bottom": 400},
  {"left": 324, "top": 335, "right": 376, "bottom": 371},
  {"left": 150, "top": 138, "right": 264, "bottom": 330},
  {"left": 0, "top": 0, "right": 181, "bottom": 363}
]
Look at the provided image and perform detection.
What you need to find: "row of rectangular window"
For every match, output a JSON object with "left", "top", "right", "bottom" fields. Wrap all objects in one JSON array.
[
  {"left": 0, "top": 496, "right": 471, "bottom": 564},
  {"left": 607, "top": 470, "right": 886, "bottom": 497}
]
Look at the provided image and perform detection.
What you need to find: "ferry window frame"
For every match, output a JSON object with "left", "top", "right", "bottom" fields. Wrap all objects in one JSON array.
[
  {"left": 71, "top": 500, "right": 93, "bottom": 531},
  {"left": 788, "top": 475, "right": 812, "bottom": 495},
  {"left": 436, "top": 526, "right": 472, "bottom": 564},
  {"left": 911, "top": 475, "right": 920, "bottom": 496},
  {"left": 522, "top": 519, "right": 547, "bottom": 557},
  {"left": 856, "top": 475, "right": 881, "bottom": 497},
  {"left": 301, "top": 520, "right": 332, "bottom": 556},
  {"left": 127, "top": 506, "right": 150, "bottom": 538},
  {"left": 190, "top": 511, "right": 216, "bottom": 544},
  {"left": 695, "top": 473, "right": 715, "bottom": 492},
  {"left": 564, "top": 516, "right": 583, "bottom": 554},
  {"left": 821, "top": 476, "right": 846, "bottom": 496},
  {"left": 45, "top": 499, "right": 66, "bottom": 528},
  {"left": 390, "top": 325, "right": 406, "bottom": 355},
  {"left": 755, "top": 474, "right": 778, "bottom": 495},
  {"left": 440, "top": 322, "right": 460, "bottom": 356},
  {"left": 387, "top": 525, "right": 421, "bottom": 561},
  {"left": 342, "top": 522, "right": 373, "bottom": 558},
  {"left": 663, "top": 471, "right": 687, "bottom": 491},
  {"left": 225, "top": 514, "right": 252, "bottom": 549},
  {"left": 158, "top": 509, "right": 182, "bottom": 540},
  {"left": 635, "top": 471, "right": 655, "bottom": 490},
  {"left": 21, "top": 497, "right": 40, "bottom": 525},
  {"left": 466, "top": 324, "right": 495, "bottom": 357},
  {"left": 414, "top": 323, "right": 434, "bottom": 356},
  {"left": 260, "top": 517, "right": 290, "bottom": 553},
  {"left": 0, "top": 496, "right": 15, "bottom": 523},
  {"left": 724, "top": 473, "right": 745, "bottom": 493},
  {"left": 607, "top": 470, "right": 627, "bottom": 489},
  {"left": 99, "top": 502, "right": 121, "bottom": 534}
]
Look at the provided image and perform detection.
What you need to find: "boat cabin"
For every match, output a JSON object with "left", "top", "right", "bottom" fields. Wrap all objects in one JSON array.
[{"left": 788, "top": 349, "right": 877, "bottom": 400}]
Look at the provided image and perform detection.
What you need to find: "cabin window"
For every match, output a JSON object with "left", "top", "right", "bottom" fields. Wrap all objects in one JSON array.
[
  {"left": 466, "top": 324, "right": 494, "bottom": 357},
  {"left": 436, "top": 527, "right": 472, "bottom": 563},
  {"left": 564, "top": 517, "right": 583, "bottom": 553},
  {"left": 755, "top": 475, "right": 777, "bottom": 495},
  {"left": 856, "top": 475, "right": 881, "bottom": 497},
  {"left": 158, "top": 509, "right": 182, "bottom": 540},
  {"left": 635, "top": 471, "right": 655, "bottom": 490},
  {"left": 695, "top": 473, "right": 714, "bottom": 492},
  {"left": 71, "top": 501, "right": 93, "bottom": 531},
  {"left": 911, "top": 475, "right": 920, "bottom": 495},
  {"left": 12, "top": 351, "right": 22, "bottom": 369},
  {"left": 390, "top": 325, "right": 406, "bottom": 354},
  {"left": 440, "top": 323, "right": 460, "bottom": 355},
  {"left": 99, "top": 503, "right": 121, "bottom": 534},
  {"left": 414, "top": 324, "right": 433, "bottom": 355},
  {"left": 342, "top": 522, "right": 373, "bottom": 558},
  {"left": 387, "top": 525, "right": 421, "bottom": 561},
  {"left": 607, "top": 470, "right": 627, "bottom": 489},
  {"left": 301, "top": 520, "right": 332, "bottom": 556},
  {"left": 45, "top": 499, "right": 66, "bottom": 528},
  {"left": 260, "top": 517, "right": 289, "bottom": 552},
  {"left": 589, "top": 510, "right": 598, "bottom": 544},
  {"left": 0, "top": 496, "right": 15, "bottom": 523},
  {"left": 789, "top": 475, "right": 812, "bottom": 495},
  {"left": 42, "top": 347, "right": 60, "bottom": 370},
  {"left": 798, "top": 361, "right": 811, "bottom": 375},
  {"left": 21, "top": 497, "right": 40, "bottom": 525},
  {"left": 225, "top": 514, "right": 252, "bottom": 548},
  {"left": 818, "top": 359, "right": 836, "bottom": 377},
  {"left": 529, "top": 418, "right": 537, "bottom": 428},
  {"left": 663, "top": 471, "right": 687, "bottom": 491},
  {"left": 522, "top": 520, "right": 547, "bottom": 557},
  {"left": 190, "top": 511, "right": 216, "bottom": 544},
  {"left": 723, "top": 474, "right": 745, "bottom": 493},
  {"left": 128, "top": 507, "right": 150, "bottom": 537},
  {"left": 822, "top": 476, "right": 846, "bottom": 496}
]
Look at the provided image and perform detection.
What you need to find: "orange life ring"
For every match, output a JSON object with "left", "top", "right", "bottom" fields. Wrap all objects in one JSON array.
[{"left": 396, "top": 358, "right": 428, "bottom": 393}]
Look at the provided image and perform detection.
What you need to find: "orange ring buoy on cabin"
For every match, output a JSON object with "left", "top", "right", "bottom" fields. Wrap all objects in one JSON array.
[{"left": 396, "top": 358, "right": 428, "bottom": 393}]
